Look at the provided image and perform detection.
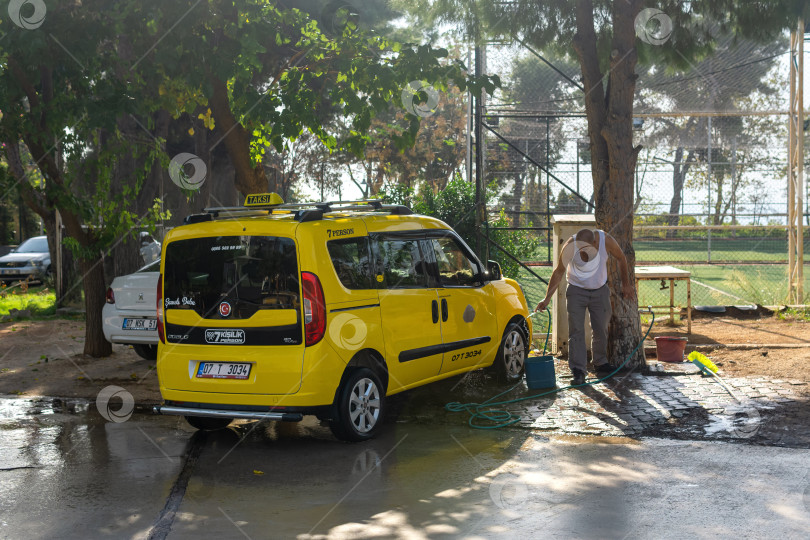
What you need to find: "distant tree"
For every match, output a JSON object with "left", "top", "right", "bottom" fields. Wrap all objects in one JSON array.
[
  {"left": 636, "top": 35, "right": 788, "bottom": 233},
  {"left": 554, "top": 189, "right": 586, "bottom": 214},
  {"left": 359, "top": 83, "right": 470, "bottom": 195}
]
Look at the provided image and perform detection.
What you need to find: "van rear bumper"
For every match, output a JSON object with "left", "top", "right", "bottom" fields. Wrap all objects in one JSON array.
[{"left": 154, "top": 404, "right": 304, "bottom": 422}]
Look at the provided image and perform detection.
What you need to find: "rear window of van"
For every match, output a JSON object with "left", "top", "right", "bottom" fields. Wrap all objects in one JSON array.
[{"left": 164, "top": 236, "right": 299, "bottom": 319}]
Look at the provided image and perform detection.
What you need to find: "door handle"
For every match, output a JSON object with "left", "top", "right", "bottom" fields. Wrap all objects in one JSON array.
[
  {"left": 431, "top": 299, "right": 439, "bottom": 324},
  {"left": 441, "top": 298, "right": 448, "bottom": 322}
]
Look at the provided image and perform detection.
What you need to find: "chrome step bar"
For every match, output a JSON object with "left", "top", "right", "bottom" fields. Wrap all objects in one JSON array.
[{"left": 154, "top": 405, "right": 303, "bottom": 422}]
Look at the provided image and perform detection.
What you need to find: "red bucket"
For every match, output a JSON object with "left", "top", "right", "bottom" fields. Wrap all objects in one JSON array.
[{"left": 654, "top": 336, "right": 688, "bottom": 362}]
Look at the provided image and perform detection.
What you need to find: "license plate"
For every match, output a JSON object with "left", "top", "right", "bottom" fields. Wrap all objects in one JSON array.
[
  {"left": 196, "top": 362, "right": 252, "bottom": 380},
  {"left": 123, "top": 318, "right": 157, "bottom": 331}
]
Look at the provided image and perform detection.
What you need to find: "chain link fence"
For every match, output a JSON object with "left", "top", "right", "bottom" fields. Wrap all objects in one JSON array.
[{"left": 478, "top": 36, "right": 809, "bottom": 319}]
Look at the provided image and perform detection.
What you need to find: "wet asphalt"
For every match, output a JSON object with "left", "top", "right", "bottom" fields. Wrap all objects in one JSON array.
[{"left": 1, "top": 391, "right": 810, "bottom": 539}]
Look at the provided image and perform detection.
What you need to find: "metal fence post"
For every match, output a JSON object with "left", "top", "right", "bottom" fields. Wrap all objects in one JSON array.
[{"left": 707, "top": 116, "right": 712, "bottom": 263}]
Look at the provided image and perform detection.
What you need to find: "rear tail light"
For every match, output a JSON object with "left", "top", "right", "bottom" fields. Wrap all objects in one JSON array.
[
  {"left": 105, "top": 287, "right": 115, "bottom": 304},
  {"left": 156, "top": 274, "right": 165, "bottom": 344},
  {"left": 301, "top": 271, "right": 325, "bottom": 346}
]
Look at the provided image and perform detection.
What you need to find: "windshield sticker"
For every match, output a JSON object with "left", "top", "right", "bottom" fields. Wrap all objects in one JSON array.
[
  {"left": 205, "top": 329, "right": 246, "bottom": 344},
  {"left": 210, "top": 245, "right": 243, "bottom": 252}
]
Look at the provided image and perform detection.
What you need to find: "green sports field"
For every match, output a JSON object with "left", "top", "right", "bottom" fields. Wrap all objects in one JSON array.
[
  {"left": 634, "top": 237, "right": 810, "bottom": 264},
  {"left": 515, "top": 261, "right": 809, "bottom": 318}
]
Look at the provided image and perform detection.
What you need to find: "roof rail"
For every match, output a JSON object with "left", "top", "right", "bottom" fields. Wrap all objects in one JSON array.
[{"left": 199, "top": 198, "right": 412, "bottom": 222}]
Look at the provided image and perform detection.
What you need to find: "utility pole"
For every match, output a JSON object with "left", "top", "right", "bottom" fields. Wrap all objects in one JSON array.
[
  {"left": 788, "top": 19, "right": 805, "bottom": 304},
  {"left": 465, "top": 46, "right": 473, "bottom": 186},
  {"left": 474, "top": 45, "right": 484, "bottom": 259}
]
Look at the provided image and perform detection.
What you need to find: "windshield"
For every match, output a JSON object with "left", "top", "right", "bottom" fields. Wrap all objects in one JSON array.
[
  {"left": 163, "top": 235, "right": 299, "bottom": 320},
  {"left": 16, "top": 237, "right": 49, "bottom": 253}
]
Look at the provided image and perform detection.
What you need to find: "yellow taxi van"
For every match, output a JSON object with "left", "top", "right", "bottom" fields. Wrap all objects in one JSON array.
[{"left": 154, "top": 194, "right": 532, "bottom": 441}]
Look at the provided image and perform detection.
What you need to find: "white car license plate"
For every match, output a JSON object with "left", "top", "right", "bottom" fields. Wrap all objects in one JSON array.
[
  {"left": 123, "top": 318, "right": 157, "bottom": 331},
  {"left": 196, "top": 362, "right": 252, "bottom": 380}
]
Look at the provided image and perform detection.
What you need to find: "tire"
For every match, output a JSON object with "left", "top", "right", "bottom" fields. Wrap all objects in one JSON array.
[
  {"left": 495, "top": 320, "right": 529, "bottom": 382},
  {"left": 133, "top": 344, "right": 158, "bottom": 361},
  {"left": 330, "top": 367, "right": 385, "bottom": 442},
  {"left": 185, "top": 416, "right": 233, "bottom": 431}
]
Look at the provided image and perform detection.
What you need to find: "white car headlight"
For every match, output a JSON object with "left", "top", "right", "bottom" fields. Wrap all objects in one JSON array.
[{"left": 30, "top": 260, "right": 43, "bottom": 267}]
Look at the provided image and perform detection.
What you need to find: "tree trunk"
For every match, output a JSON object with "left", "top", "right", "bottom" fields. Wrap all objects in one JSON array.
[
  {"left": 667, "top": 147, "right": 695, "bottom": 238},
  {"left": 79, "top": 255, "right": 112, "bottom": 357},
  {"left": 573, "top": 0, "right": 644, "bottom": 369},
  {"left": 208, "top": 76, "right": 268, "bottom": 196},
  {"left": 668, "top": 148, "right": 684, "bottom": 235},
  {"left": 713, "top": 168, "right": 725, "bottom": 225}
]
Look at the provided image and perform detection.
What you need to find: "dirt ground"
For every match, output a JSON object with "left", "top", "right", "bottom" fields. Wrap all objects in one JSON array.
[
  {"left": 646, "top": 313, "right": 810, "bottom": 382},
  {"left": 1, "top": 314, "right": 808, "bottom": 403},
  {"left": 0, "top": 318, "right": 161, "bottom": 404}
]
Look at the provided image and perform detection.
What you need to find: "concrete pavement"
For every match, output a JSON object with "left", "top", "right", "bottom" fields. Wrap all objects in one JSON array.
[{"left": 1, "top": 394, "right": 809, "bottom": 539}]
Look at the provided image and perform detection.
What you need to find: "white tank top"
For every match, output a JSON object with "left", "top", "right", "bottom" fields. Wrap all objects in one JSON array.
[{"left": 566, "top": 230, "right": 608, "bottom": 290}]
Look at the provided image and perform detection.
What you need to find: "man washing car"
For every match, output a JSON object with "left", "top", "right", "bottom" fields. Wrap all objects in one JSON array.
[{"left": 535, "top": 228, "right": 635, "bottom": 385}]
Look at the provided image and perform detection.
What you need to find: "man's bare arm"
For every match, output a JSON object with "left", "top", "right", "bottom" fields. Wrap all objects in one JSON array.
[{"left": 535, "top": 238, "right": 571, "bottom": 311}]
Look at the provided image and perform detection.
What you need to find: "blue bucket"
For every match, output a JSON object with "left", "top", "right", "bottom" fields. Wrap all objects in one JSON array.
[{"left": 525, "top": 355, "right": 556, "bottom": 389}]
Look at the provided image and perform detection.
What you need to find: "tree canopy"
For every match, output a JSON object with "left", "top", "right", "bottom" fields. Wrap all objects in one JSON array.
[{"left": 0, "top": 0, "right": 497, "bottom": 356}]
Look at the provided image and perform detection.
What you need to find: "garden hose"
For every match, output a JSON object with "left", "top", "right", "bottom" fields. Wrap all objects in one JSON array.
[{"left": 445, "top": 306, "right": 656, "bottom": 429}]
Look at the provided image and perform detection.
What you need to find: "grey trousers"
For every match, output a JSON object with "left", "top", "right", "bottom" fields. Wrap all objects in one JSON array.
[{"left": 566, "top": 283, "right": 611, "bottom": 372}]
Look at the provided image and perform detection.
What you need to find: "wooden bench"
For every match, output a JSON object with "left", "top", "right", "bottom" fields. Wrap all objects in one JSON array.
[{"left": 635, "top": 265, "right": 691, "bottom": 334}]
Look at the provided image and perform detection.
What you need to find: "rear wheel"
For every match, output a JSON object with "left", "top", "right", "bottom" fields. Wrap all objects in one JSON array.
[
  {"left": 330, "top": 368, "right": 385, "bottom": 442},
  {"left": 133, "top": 344, "right": 158, "bottom": 361},
  {"left": 184, "top": 416, "right": 233, "bottom": 431},
  {"left": 496, "top": 321, "right": 529, "bottom": 382}
]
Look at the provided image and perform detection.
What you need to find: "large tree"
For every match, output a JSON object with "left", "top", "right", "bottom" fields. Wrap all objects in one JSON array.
[
  {"left": 0, "top": 0, "right": 496, "bottom": 356},
  {"left": 0, "top": 1, "right": 167, "bottom": 356},
  {"left": 400, "top": 0, "right": 806, "bottom": 368}
]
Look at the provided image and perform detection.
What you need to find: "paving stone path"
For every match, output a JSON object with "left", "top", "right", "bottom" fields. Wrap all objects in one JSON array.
[{"left": 397, "top": 362, "right": 810, "bottom": 448}]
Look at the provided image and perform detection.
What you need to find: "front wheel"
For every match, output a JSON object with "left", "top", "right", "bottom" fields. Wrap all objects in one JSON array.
[
  {"left": 185, "top": 416, "right": 233, "bottom": 431},
  {"left": 495, "top": 321, "right": 529, "bottom": 382},
  {"left": 330, "top": 368, "right": 385, "bottom": 442}
]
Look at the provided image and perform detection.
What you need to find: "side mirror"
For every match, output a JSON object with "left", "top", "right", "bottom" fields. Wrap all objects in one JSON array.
[{"left": 486, "top": 260, "right": 502, "bottom": 281}]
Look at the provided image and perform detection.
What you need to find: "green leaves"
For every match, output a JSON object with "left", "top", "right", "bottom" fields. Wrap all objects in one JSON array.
[{"left": 143, "top": 1, "right": 500, "bottom": 165}]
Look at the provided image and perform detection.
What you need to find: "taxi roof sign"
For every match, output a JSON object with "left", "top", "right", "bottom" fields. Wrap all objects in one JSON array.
[{"left": 244, "top": 193, "right": 284, "bottom": 207}]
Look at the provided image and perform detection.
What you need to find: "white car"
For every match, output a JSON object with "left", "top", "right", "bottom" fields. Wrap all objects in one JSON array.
[
  {"left": 102, "top": 259, "right": 159, "bottom": 360},
  {"left": 0, "top": 235, "right": 51, "bottom": 284}
]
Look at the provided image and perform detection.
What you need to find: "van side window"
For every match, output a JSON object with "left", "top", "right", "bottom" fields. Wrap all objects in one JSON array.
[
  {"left": 373, "top": 237, "right": 428, "bottom": 288},
  {"left": 327, "top": 237, "right": 373, "bottom": 290},
  {"left": 430, "top": 237, "right": 482, "bottom": 287}
]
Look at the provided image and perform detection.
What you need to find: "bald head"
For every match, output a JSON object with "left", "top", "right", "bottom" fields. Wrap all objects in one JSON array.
[{"left": 575, "top": 228, "right": 595, "bottom": 245}]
